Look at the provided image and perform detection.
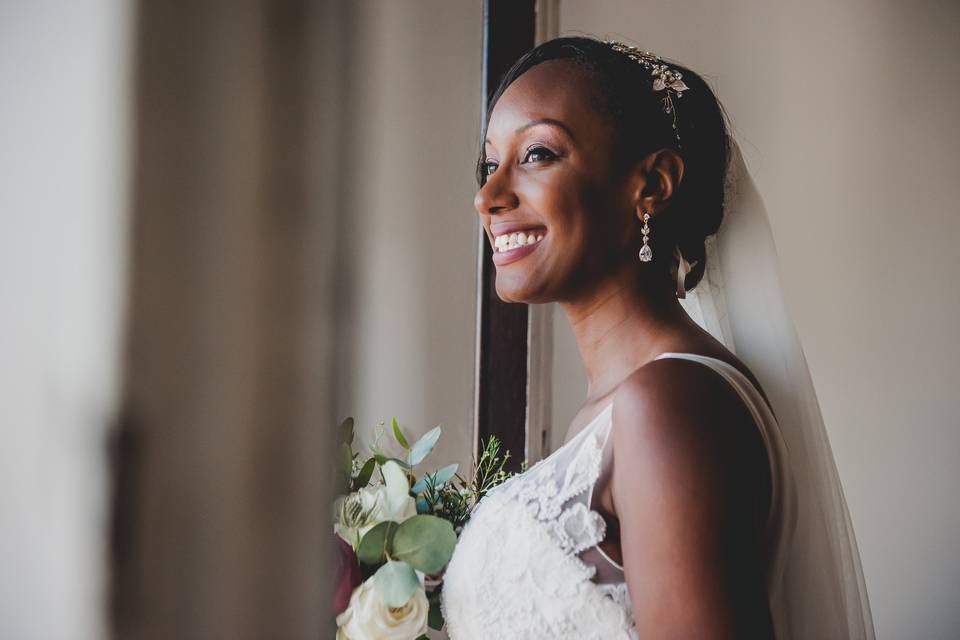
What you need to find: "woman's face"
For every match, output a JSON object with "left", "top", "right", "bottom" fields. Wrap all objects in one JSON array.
[{"left": 476, "top": 59, "right": 640, "bottom": 304}]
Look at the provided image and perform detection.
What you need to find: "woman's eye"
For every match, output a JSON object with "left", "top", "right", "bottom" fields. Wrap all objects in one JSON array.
[
  {"left": 481, "top": 146, "right": 555, "bottom": 178},
  {"left": 523, "top": 146, "right": 555, "bottom": 163}
]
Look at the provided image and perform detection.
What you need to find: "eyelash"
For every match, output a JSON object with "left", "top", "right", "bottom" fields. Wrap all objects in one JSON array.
[{"left": 482, "top": 145, "right": 556, "bottom": 178}]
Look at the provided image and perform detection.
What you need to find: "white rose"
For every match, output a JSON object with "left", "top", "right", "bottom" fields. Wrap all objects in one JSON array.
[
  {"left": 335, "top": 579, "right": 428, "bottom": 640},
  {"left": 335, "top": 461, "right": 418, "bottom": 548}
]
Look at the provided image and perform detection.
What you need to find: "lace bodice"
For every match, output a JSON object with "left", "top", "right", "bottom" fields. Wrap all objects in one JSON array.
[
  {"left": 440, "top": 402, "right": 638, "bottom": 639},
  {"left": 440, "top": 352, "right": 792, "bottom": 640}
]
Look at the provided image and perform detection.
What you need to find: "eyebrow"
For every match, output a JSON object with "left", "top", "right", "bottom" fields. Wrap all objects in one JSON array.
[{"left": 484, "top": 117, "right": 575, "bottom": 146}]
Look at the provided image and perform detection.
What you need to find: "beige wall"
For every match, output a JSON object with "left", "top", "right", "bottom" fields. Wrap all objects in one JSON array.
[
  {"left": 552, "top": 1, "right": 960, "bottom": 637},
  {"left": 332, "top": 1, "right": 482, "bottom": 482},
  {"left": 0, "top": 1, "right": 132, "bottom": 638}
]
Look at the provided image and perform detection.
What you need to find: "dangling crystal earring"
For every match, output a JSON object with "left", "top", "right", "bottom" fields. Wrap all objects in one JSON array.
[{"left": 639, "top": 211, "right": 653, "bottom": 262}]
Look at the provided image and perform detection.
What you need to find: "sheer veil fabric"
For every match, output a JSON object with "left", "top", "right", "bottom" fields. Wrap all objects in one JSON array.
[{"left": 678, "top": 139, "right": 875, "bottom": 639}]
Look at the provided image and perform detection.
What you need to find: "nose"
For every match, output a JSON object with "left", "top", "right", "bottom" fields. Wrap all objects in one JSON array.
[{"left": 474, "top": 166, "right": 519, "bottom": 217}]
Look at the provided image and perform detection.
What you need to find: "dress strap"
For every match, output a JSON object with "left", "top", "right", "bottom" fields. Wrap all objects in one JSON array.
[{"left": 654, "top": 351, "right": 776, "bottom": 417}]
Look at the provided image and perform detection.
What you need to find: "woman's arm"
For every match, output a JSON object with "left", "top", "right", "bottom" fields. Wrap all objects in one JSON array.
[{"left": 611, "top": 357, "right": 773, "bottom": 640}]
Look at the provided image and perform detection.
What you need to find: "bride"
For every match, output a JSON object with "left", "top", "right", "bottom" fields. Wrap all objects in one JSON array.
[{"left": 440, "top": 36, "right": 874, "bottom": 639}]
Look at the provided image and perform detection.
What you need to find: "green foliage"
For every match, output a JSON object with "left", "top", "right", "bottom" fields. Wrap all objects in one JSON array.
[
  {"left": 411, "top": 463, "right": 458, "bottom": 495},
  {"left": 407, "top": 426, "right": 441, "bottom": 466},
  {"left": 473, "top": 435, "right": 514, "bottom": 497},
  {"left": 372, "top": 560, "right": 420, "bottom": 608},
  {"left": 427, "top": 590, "right": 445, "bottom": 630},
  {"left": 420, "top": 476, "right": 472, "bottom": 532},
  {"left": 352, "top": 457, "right": 376, "bottom": 491},
  {"left": 417, "top": 435, "right": 515, "bottom": 532},
  {"left": 356, "top": 521, "right": 398, "bottom": 566},
  {"left": 391, "top": 417, "right": 410, "bottom": 449},
  {"left": 392, "top": 515, "right": 456, "bottom": 574},
  {"left": 356, "top": 515, "right": 455, "bottom": 576}
]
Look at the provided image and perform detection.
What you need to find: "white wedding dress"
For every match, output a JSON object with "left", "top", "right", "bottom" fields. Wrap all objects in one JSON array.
[{"left": 440, "top": 352, "right": 791, "bottom": 640}]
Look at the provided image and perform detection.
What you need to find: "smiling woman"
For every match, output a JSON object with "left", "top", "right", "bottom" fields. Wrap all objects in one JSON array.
[
  {"left": 441, "top": 35, "right": 874, "bottom": 640},
  {"left": 475, "top": 38, "right": 728, "bottom": 306}
]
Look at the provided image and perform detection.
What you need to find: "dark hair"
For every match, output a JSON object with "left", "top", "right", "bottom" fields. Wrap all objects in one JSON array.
[{"left": 477, "top": 36, "right": 731, "bottom": 292}]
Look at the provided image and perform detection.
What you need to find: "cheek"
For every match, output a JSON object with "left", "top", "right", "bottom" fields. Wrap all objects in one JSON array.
[
  {"left": 538, "top": 173, "right": 624, "bottom": 257},
  {"left": 496, "top": 167, "right": 632, "bottom": 301},
  {"left": 525, "top": 169, "right": 600, "bottom": 241}
]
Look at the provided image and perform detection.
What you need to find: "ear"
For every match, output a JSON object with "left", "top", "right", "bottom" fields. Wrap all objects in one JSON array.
[{"left": 632, "top": 149, "right": 685, "bottom": 219}]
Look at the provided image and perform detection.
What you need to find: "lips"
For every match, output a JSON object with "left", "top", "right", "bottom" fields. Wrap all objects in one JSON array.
[{"left": 489, "top": 223, "right": 547, "bottom": 266}]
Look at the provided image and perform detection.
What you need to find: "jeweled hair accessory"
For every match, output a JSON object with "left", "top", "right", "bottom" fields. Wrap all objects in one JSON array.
[{"left": 605, "top": 40, "right": 689, "bottom": 147}]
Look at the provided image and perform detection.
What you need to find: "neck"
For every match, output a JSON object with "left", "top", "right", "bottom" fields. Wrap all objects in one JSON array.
[{"left": 559, "top": 266, "right": 693, "bottom": 401}]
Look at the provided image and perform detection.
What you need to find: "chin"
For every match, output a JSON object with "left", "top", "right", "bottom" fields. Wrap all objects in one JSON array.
[
  {"left": 494, "top": 273, "right": 552, "bottom": 305},
  {"left": 494, "top": 280, "right": 525, "bottom": 304}
]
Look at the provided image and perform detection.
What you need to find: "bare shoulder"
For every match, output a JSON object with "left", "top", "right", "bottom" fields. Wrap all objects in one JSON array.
[
  {"left": 610, "top": 356, "right": 762, "bottom": 455},
  {"left": 608, "top": 357, "right": 774, "bottom": 637},
  {"left": 608, "top": 356, "right": 770, "bottom": 530}
]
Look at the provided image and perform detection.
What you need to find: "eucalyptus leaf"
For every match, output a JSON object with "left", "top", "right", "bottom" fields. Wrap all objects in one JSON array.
[
  {"left": 432, "top": 462, "right": 458, "bottom": 486},
  {"left": 415, "top": 497, "right": 430, "bottom": 514},
  {"left": 391, "top": 417, "right": 410, "bottom": 450},
  {"left": 407, "top": 426, "right": 441, "bottom": 466},
  {"left": 372, "top": 560, "right": 420, "bottom": 608},
  {"left": 410, "top": 475, "right": 430, "bottom": 496},
  {"left": 338, "top": 417, "right": 354, "bottom": 445},
  {"left": 392, "top": 515, "right": 456, "bottom": 574},
  {"left": 411, "top": 463, "right": 459, "bottom": 494},
  {"left": 352, "top": 457, "right": 376, "bottom": 490},
  {"left": 356, "top": 520, "right": 398, "bottom": 566}
]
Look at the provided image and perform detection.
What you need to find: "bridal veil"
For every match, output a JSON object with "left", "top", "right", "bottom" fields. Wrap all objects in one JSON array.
[{"left": 678, "top": 139, "right": 875, "bottom": 639}]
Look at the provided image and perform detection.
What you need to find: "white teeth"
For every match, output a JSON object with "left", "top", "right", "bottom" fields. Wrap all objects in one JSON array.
[{"left": 494, "top": 230, "right": 545, "bottom": 252}]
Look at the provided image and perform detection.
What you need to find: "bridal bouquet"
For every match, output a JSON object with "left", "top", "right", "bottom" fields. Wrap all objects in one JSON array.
[{"left": 333, "top": 417, "right": 515, "bottom": 640}]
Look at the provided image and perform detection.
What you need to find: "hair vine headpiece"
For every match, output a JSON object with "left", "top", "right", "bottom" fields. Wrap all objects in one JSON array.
[{"left": 604, "top": 40, "right": 689, "bottom": 148}]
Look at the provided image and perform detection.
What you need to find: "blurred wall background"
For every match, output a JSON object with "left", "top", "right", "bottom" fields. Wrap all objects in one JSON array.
[
  {"left": 551, "top": 2, "right": 960, "bottom": 638},
  {"left": 329, "top": 0, "right": 482, "bottom": 478},
  {"left": 116, "top": 1, "right": 337, "bottom": 638},
  {"left": 0, "top": 1, "right": 132, "bottom": 638}
]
